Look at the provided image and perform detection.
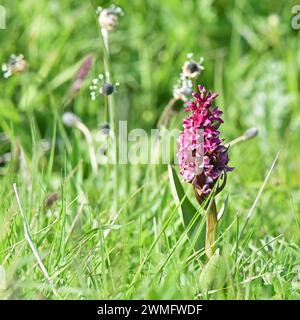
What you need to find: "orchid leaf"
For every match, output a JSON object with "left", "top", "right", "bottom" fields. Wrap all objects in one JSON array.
[
  {"left": 168, "top": 165, "right": 206, "bottom": 252},
  {"left": 198, "top": 249, "right": 226, "bottom": 292}
]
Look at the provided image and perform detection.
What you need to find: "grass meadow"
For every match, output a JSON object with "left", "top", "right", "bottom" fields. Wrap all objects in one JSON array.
[{"left": 0, "top": 0, "right": 300, "bottom": 299}]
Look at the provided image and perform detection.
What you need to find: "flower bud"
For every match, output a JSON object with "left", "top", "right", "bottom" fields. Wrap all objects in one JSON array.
[
  {"left": 62, "top": 112, "right": 80, "bottom": 127},
  {"left": 100, "top": 123, "right": 110, "bottom": 135},
  {"left": 243, "top": 127, "right": 258, "bottom": 140}
]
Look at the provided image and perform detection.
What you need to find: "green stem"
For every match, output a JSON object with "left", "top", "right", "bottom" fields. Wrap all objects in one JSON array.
[
  {"left": 104, "top": 95, "right": 108, "bottom": 123},
  {"left": 100, "top": 26, "right": 118, "bottom": 215},
  {"left": 100, "top": 27, "right": 115, "bottom": 132},
  {"left": 205, "top": 198, "right": 218, "bottom": 259}
]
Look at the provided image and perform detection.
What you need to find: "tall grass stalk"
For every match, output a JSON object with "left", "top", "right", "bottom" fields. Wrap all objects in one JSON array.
[
  {"left": 96, "top": 9, "right": 119, "bottom": 216},
  {"left": 13, "top": 183, "right": 61, "bottom": 299}
]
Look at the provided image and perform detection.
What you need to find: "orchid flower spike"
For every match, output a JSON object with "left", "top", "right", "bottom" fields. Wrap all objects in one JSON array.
[
  {"left": 177, "top": 85, "right": 234, "bottom": 198},
  {"left": 177, "top": 85, "right": 233, "bottom": 258}
]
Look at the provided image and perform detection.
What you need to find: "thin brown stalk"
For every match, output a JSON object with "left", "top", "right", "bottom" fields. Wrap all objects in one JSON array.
[{"left": 157, "top": 97, "right": 177, "bottom": 128}]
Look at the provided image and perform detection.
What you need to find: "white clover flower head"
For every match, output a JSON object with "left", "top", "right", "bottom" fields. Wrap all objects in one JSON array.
[
  {"left": 97, "top": 5, "right": 123, "bottom": 31},
  {"left": 2, "top": 54, "right": 27, "bottom": 78},
  {"left": 90, "top": 74, "right": 119, "bottom": 100}
]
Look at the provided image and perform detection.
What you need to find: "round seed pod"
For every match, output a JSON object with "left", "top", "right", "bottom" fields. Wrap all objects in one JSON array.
[
  {"left": 182, "top": 61, "right": 202, "bottom": 78},
  {"left": 100, "top": 82, "right": 115, "bottom": 96},
  {"left": 62, "top": 112, "right": 80, "bottom": 127}
]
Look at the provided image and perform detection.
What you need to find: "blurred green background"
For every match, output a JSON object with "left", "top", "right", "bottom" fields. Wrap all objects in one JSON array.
[{"left": 0, "top": 0, "right": 300, "bottom": 299}]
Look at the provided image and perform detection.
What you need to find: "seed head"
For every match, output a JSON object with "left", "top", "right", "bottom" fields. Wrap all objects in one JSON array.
[
  {"left": 70, "top": 54, "right": 93, "bottom": 97},
  {"left": 97, "top": 5, "right": 123, "bottom": 31},
  {"left": 100, "top": 123, "right": 110, "bottom": 135},
  {"left": 182, "top": 54, "right": 204, "bottom": 79},
  {"left": 2, "top": 54, "right": 27, "bottom": 78},
  {"left": 90, "top": 75, "right": 119, "bottom": 100},
  {"left": 62, "top": 112, "right": 80, "bottom": 127},
  {"left": 173, "top": 54, "right": 204, "bottom": 101},
  {"left": 44, "top": 192, "right": 59, "bottom": 209},
  {"left": 100, "top": 82, "right": 115, "bottom": 96},
  {"left": 99, "top": 146, "right": 107, "bottom": 156},
  {"left": 173, "top": 75, "right": 193, "bottom": 102},
  {"left": 243, "top": 127, "right": 259, "bottom": 140}
]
